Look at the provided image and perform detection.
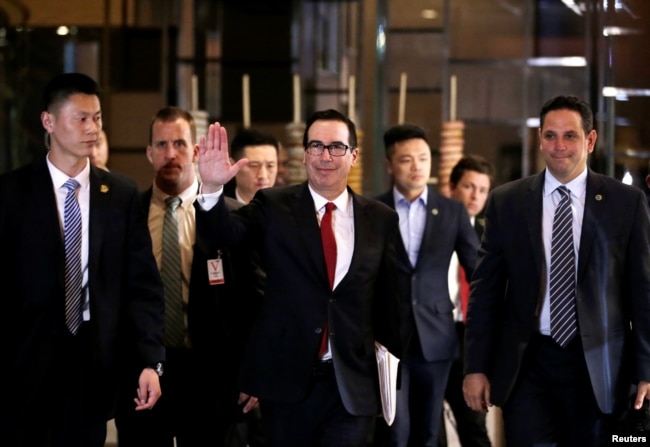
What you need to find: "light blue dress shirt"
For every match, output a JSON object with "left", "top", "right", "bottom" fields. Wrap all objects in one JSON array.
[{"left": 393, "top": 186, "right": 428, "bottom": 267}]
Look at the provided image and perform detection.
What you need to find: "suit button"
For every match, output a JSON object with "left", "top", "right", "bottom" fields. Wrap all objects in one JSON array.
[{"left": 315, "top": 327, "right": 323, "bottom": 334}]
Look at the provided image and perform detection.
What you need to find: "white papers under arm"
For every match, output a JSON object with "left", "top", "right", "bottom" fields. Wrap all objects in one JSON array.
[{"left": 374, "top": 341, "right": 400, "bottom": 426}]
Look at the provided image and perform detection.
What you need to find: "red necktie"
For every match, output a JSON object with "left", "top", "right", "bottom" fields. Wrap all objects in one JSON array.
[
  {"left": 319, "top": 202, "right": 337, "bottom": 356},
  {"left": 458, "top": 265, "right": 470, "bottom": 323}
]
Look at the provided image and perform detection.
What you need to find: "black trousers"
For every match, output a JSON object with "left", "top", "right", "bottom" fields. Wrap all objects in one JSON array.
[
  {"left": 260, "top": 361, "right": 374, "bottom": 447},
  {"left": 6, "top": 323, "right": 107, "bottom": 447},
  {"left": 115, "top": 347, "right": 229, "bottom": 447},
  {"left": 502, "top": 333, "right": 617, "bottom": 447}
]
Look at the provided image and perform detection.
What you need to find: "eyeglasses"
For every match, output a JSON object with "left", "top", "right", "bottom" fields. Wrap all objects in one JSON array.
[{"left": 305, "top": 141, "right": 352, "bottom": 157}]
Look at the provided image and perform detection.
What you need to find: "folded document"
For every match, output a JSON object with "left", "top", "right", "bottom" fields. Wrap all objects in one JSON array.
[{"left": 374, "top": 341, "right": 400, "bottom": 426}]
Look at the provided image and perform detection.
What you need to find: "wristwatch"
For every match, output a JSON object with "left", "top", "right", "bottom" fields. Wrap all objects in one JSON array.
[{"left": 148, "top": 362, "right": 164, "bottom": 377}]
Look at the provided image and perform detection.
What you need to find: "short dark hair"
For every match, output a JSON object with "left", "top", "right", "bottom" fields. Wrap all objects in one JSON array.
[
  {"left": 540, "top": 95, "right": 594, "bottom": 134},
  {"left": 148, "top": 106, "right": 196, "bottom": 145},
  {"left": 383, "top": 123, "right": 429, "bottom": 159},
  {"left": 303, "top": 109, "right": 357, "bottom": 150},
  {"left": 449, "top": 154, "right": 495, "bottom": 187},
  {"left": 43, "top": 72, "right": 101, "bottom": 112},
  {"left": 230, "top": 127, "right": 280, "bottom": 161}
]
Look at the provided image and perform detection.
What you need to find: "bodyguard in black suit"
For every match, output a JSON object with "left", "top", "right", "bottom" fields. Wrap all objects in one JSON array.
[
  {"left": 196, "top": 109, "right": 402, "bottom": 447},
  {"left": 0, "top": 73, "right": 165, "bottom": 447},
  {"left": 464, "top": 95, "right": 650, "bottom": 446},
  {"left": 115, "top": 106, "right": 251, "bottom": 446},
  {"left": 374, "top": 124, "right": 479, "bottom": 446}
]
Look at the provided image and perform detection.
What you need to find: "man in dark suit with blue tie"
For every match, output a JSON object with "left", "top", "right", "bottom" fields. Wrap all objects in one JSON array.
[
  {"left": 0, "top": 72, "right": 166, "bottom": 447},
  {"left": 375, "top": 124, "right": 480, "bottom": 446},
  {"left": 195, "top": 109, "right": 402, "bottom": 447},
  {"left": 463, "top": 95, "right": 650, "bottom": 446}
]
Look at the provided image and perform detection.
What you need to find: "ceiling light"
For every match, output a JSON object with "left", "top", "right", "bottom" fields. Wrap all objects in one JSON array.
[{"left": 421, "top": 9, "right": 438, "bottom": 20}]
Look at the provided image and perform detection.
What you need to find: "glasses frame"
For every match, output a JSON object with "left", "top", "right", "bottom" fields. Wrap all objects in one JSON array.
[{"left": 304, "top": 141, "right": 352, "bottom": 157}]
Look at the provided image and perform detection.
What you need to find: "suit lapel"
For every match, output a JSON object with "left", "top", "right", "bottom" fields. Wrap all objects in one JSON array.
[
  {"left": 292, "top": 183, "right": 330, "bottom": 287},
  {"left": 377, "top": 191, "right": 410, "bottom": 266},
  {"left": 88, "top": 167, "right": 112, "bottom": 284},
  {"left": 577, "top": 171, "right": 604, "bottom": 282},
  {"left": 31, "top": 159, "right": 66, "bottom": 286},
  {"left": 475, "top": 217, "right": 485, "bottom": 239},
  {"left": 417, "top": 186, "right": 441, "bottom": 266},
  {"left": 340, "top": 190, "right": 370, "bottom": 289},
  {"left": 524, "top": 172, "right": 545, "bottom": 273}
]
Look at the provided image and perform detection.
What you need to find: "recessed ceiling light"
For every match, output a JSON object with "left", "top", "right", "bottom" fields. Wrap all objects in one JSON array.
[{"left": 421, "top": 9, "right": 438, "bottom": 20}]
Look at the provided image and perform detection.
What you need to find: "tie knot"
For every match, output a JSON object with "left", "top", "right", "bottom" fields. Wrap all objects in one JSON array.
[
  {"left": 324, "top": 202, "right": 336, "bottom": 213},
  {"left": 557, "top": 186, "right": 571, "bottom": 201},
  {"left": 165, "top": 196, "right": 181, "bottom": 210},
  {"left": 63, "top": 179, "right": 80, "bottom": 192}
]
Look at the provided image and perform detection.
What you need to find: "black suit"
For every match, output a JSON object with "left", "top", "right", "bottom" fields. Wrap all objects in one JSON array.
[
  {"left": 0, "top": 158, "right": 165, "bottom": 447},
  {"left": 465, "top": 169, "right": 650, "bottom": 445},
  {"left": 375, "top": 185, "right": 479, "bottom": 446},
  {"left": 116, "top": 187, "right": 251, "bottom": 446},
  {"left": 439, "top": 218, "right": 491, "bottom": 447},
  {"left": 214, "top": 182, "right": 402, "bottom": 446}
]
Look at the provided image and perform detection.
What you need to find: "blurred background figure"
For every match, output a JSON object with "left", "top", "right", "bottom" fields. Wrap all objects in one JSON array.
[
  {"left": 90, "top": 129, "right": 109, "bottom": 171},
  {"left": 224, "top": 127, "right": 279, "bottom": 204},
  {"left": 439, "top": 154, "right": 494, "bottom": 447},
  {"left": 275, "top": 142, "right": 290, "bottom": 186}
]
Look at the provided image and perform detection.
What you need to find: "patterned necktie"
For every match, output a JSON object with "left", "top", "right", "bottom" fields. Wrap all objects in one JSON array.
[
  {"left": 318, "top": 202, "right": 337, "bottom": 356},
  {"left": 63, "top": 179, "right": 83, "bottom": 335},
  {"left": 549, "top": 186, "right": 577, "bottom": 347},
  {"left": 162, "top": 196, "right": 185, "bottom": 347}
]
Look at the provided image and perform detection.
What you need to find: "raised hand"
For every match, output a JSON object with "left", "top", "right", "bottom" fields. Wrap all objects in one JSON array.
[{"left": 197, "top": 122, "right": 249, "bottom": 194}]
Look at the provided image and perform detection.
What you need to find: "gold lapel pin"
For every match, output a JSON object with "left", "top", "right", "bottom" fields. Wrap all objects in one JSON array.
[
  {"left": 595, "top": 194, "right": 602, "bottom": 201},
  {"left": 100, "top": 184, "right": 109, "bottom": 193},
  {"left": 431, "top": 208, "right": 439, "bottom": 216}
]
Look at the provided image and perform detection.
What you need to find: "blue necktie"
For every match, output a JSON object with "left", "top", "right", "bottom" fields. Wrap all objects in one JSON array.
[
  {"left": 63, "top": 179, "right": 83, "bottom": 335},
  {"left": 549, "top": 186, "right": 577, "bottom": 347}
]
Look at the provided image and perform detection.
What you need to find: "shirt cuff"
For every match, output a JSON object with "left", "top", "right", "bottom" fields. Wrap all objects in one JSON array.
[{"left": 196, "top": 185, "right": 223, "bottom": 210}]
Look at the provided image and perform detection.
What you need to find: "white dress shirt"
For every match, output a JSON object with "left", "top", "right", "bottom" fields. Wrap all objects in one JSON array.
[
  {"left": 47, "top": 155, "right": 91, "bottom": 321},
  {"left": 539, "top": 167, "right": 586, "bottom": 335}
]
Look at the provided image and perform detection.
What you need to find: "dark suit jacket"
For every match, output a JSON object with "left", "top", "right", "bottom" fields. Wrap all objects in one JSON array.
[
  {"left": 140, "top": 188, "right": 254, "bottom": 412},
  {"left": 214, "top": 182, "right": 402, "bottom": 416},
  {"left": 376, "top": 185, "right": 479, "bottom": 362},
  {"left": 0, "top": 158, "right": 165, "bottom": 435},
  {"left": 465, "top": 169, "right": 650, "bottom": 414}
]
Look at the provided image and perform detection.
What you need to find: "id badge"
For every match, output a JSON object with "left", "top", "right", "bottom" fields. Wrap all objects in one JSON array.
[{"left": 207, "top": 257, "right": 225, "bottom": 285}]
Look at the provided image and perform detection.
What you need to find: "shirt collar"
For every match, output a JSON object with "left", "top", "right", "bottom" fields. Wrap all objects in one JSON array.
[
  {"left": 308, "top": 185, "right": 350, "bottom": 215},
  {"left": 152, "top": 178, "right": 199, "bottom": 210},
  {"left": 46, "top": 155, "right": 91, "bottom": 190},
  {"left": 392, "top": 185, "right": 428, "bottom": 207},
  {"left": 544, "top": 167, "right": 587, "bottom": 200}
]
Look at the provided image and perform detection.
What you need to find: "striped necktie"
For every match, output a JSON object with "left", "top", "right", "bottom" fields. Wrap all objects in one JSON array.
[
  {"left": 63, "top": 179, "right": 83, "bottom": 335},
  {"left": 549, "top": 186, "right": 577, "bottom": 347},
  {"left": 162, "top": 196, "right": 185, "bottom": 347}
]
